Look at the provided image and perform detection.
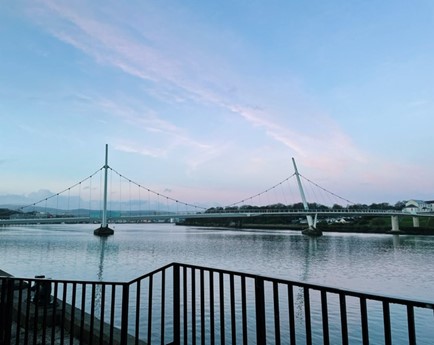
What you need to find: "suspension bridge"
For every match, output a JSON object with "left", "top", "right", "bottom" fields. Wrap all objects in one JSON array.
[{"left": 0, "top": 145, "right": 429, "bottom": 235}]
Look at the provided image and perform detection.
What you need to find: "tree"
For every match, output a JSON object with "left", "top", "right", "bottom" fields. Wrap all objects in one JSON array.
[{"left": 394, "top": 201, "right": 407, "bottom": 210}]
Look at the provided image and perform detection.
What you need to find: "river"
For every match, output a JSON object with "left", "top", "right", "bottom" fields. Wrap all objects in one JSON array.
[{"left": 1, "top": 223, "right": 433, "bottom": 343}]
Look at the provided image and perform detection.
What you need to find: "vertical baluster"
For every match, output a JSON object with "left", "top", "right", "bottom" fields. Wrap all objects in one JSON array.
[
  {"left": 51, "top": 282, "right": 59, "bottom": 345},
  {"left": 0, "top": 277, "right": 5, "bottom": 344},
  {"left": 241, "top": 276, "right": 248, "bottom": 345},
  {"left": 219, "top": 272, "right": 225, "bottom": 345},
  {"left": 33, "top": 280, "right": 39, "bottom": 345},
  {"left": 61, "top": 283, "right": 68, "bottom": 345},
  {"left": 382, "top": 301, "right": 391, "bottom": 345},
  {"left": 210, "top": 271, "right": 215, "bottom": 345},
  {"left": 41, "top": 281, "right": 49, "bottom": 345},
  {"left": 80, "top": 284, "right": 86, "bottom": 343},
  {"left": 273, "top": 282, "right": 281, "bottom": 345},
  {"left": 90, "top": 283, "right": 96, "bottom": 345},
  {"left": 173, "top": 265, "right": 180, "bottom": 345},
  {"left": 407, "top": 305, "right": 416, "bottom": 345},
  {"left": 120, "top": 283, "right": 130, "bottom": 345},
  {"left": 230, "top": 274, "right": 236, "bottom": 345},
  {"left": 70, "top": 282, "right": 77, "bottom": 345},
  {"left": 136, "top": 281, "right": 142, "bottom": 345},
  {"left": 16, "top": 280, "right": 24, "bottom": 345},
  {"left": 200, "top": 269, "right": 205, "bottom": 345},
  {"left": 321, "top": 290, "right": 329, "bottom": 345},
  {"left": 161, "top": 269, "right": 166, "bottom": 345},
  {"left": 255, "top": 277, "right": 266, "bottom": 345},
  {"left": 287, "top": 284, "right": 296, "bottom": 345},
  {"left": 110, "top": 285, "right": 116, "bottom": 345},
  {"left": 304, "top": 287, "right": 312, "bottom": 345},
  {"left": 1, "top": 278, "right": 14, "bottom": 345},
  {"left": 339, "top": 293, "right": 348, "bottom": 345},
  {"left": 24, "top": 281, "right": 31, "bottom": 345},
  {"left": 100, "top": 284, "right": 106, "bottom": 345},
  {"left": 183, "top": 266, "right": 188, "bottom": 345},
  {"left": 191, "top": 269, "right": 196, "bottom": 345},
  {"left": 148, "top": 275, "right": 153, "bottom": 345},
  {"left": 360, "top": 297, "right": 369, "bottom": 345}
]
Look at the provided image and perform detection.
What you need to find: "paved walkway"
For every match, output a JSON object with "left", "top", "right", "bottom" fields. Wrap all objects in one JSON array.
[
  {"left": 9, "top": 323, "right": 81, "bottom": 345},
  {"left": 1, "top": 269, "right": 81, "bottom": 345}
]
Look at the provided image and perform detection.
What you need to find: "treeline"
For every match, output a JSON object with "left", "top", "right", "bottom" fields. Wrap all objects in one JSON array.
[
  {"left": 0, "top": 208, "right": 20, "bottom": 218},
  {"left": 205, "top": 201, "right": 407, "bottom": 213}
]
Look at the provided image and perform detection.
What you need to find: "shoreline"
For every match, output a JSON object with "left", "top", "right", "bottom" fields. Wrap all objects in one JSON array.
[{"left": 178, "top": 222, "right": 434, "bottom": 235}]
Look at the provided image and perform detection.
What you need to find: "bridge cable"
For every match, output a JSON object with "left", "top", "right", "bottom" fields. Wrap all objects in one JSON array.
[
  {"left": 78, "top": 182, "right": 81, "bottom": 213},
  {"left": 109, "top": 168, "right": 112, "bottom": 218},
  {"left": 108, "top": 167, "right": 207, "bottom": 211},
  {"left": 279, "top": 180, "right": 288, "bottom": 205},
  {"left": 119, "top": 173, "right": 122, "bottom": 216},
  {"left": 225, "top": 173, "right": 296, "bottom": 208},
  {"left": 286, "top": 176, "right": 295, "bottom": 205},
  {"left": 16, "top": 168, "right": 104, "bottom": 213},
  {"left": 299, "top": 175, "right": 354, "bottom": 206},
  {"left": 99, "top": 167, "right": 104, "bottom": 219},
  {"left": 89, "top": 174, "right": 92, "bottom": 218},
  {"left": 129, "top": 180, "right": 132, "bottom": 217},
  {"left": 67, "top": 188, "right": 70, "bottom": 215},
  {"left": 138, "top": 182, "right": 141, "bottom": 216}
]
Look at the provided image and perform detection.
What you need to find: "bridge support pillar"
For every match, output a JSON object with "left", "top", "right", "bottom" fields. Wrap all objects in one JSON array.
[
  {"left": 390, "top": 215, "right": 400, "bottom": 232},
  {"left": 301, "top": 214, "right": 322, "bottom": 236},
  {"left": 95, "top": 144, "right": 114, "bottom": 236},
  {"left": 292, "top": 158, "right": 322, "bottom": 237},
  {"left": 412, "top": 216, "right": 420, "bottom": 228}
]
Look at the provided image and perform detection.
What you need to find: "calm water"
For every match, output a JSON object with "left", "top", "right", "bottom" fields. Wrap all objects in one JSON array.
[
  {"left": 1, "top": 223, "right": 433, "bottom": 300},
  {"left": 1, "top": 224, "right": 433, "bottom": 343}
]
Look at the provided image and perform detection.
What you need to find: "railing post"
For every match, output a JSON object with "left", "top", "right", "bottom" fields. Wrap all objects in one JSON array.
[
  {"left": 121, "top": 283, "right": 130, "bottom": 345},
  {"left": 255, "top": 277, "right": 266, "bottom": 344},
  {"left": 173, "top": 264, "right": 181, "bottom": 345},
  {"left": 0, "top": 277, "right": 5, "bottom": 344},
  {"left": 0, "top": 278, "right": 14, "bottom": 345},
  {"left": 407, "top": 305, "right": 416, "bottom": 345},
  {"left": 360, "top": 297, "right": 369, "bottom": 345}
]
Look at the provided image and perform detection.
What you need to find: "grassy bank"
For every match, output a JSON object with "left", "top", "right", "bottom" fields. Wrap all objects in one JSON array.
[{"left": 179, "top": 215, "right": 434, "bottom": 235}]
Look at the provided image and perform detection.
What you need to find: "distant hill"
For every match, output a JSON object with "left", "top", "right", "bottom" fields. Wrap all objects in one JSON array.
[
  {"left": 0, "top": 205, "right": 173, "bottom": 218},
  {"left": 0, "top": 208, "right": 20, "bottom": 218}
]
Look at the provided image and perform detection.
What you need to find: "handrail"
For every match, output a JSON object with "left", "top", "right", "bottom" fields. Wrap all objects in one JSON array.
[
  {"left": 3, "top": 262, "right": 434, "bottom": 309},
  {"left": 2, "top": 262, "right": 434, "bottom": 344},
  {"left": 168, "top": 262, "right": 434, "bottom": 309}
]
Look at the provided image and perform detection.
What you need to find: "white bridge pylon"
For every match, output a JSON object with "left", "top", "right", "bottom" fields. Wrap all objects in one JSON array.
[
  {"left": 292, "top": 157, "right": 316, "bottom": 231},
  {"left": 95, "top": 144, "right": 113, "bottom": 235}
]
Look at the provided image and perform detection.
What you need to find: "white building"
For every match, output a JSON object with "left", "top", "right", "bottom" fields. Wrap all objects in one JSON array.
[{"left": 403, "top": 200, "right": 434, "bottom": 214}]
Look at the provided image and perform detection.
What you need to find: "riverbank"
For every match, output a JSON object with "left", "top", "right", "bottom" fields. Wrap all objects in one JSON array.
[
  {"left": 257, "top": 224, "right": 434, "bottom": 235},
  {"left": 179, "top": 214, "right": 434, "bottom": 235}
]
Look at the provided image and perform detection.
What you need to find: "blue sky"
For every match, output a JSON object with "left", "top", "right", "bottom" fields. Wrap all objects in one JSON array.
[{"left": 1, "top": 0, "right": 434, "bottom": 207}]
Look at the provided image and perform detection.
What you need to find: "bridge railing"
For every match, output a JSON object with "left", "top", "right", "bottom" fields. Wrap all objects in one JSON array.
[
  {"left": 2, "top": 262, "right": 434, "bottom": 344},
  {"left": 202, "top": 208, "right": 405, "bottom": 214},
  {"left": 3, "top": 208, "right": 433, "bottom": 225}
]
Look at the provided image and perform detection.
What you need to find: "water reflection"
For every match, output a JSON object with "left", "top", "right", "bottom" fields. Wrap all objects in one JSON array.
[
  {"left": 98, "top": 237, "right": 107, "bottom": 281},
  {"left": 392, "top": 234, "right": 400, "bottom": 249},
  {"left": 85, "top": 235, "right": 119, "bottom": 281},
  {"left": 1, "top": 224, "right": 434, "bottom": 302}
]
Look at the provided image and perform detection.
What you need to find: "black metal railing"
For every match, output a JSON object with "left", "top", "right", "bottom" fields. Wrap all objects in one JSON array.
[{"left": 1, "top": 263, "right": 434, "bottom": 344}]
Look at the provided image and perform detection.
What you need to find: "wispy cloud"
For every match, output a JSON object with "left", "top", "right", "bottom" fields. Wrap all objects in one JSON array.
[
  {"left": 95, "top": 97, "right": 212, "bottom": 152},
  {"left": 28, "top": 1, "right": 398, "bottom": 190},
  {"left": 114, "top": 142, "right": 169, "bottom": 159}
]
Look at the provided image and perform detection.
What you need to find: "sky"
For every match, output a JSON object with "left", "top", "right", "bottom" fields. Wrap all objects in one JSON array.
[{"left": 1, "top": 0, "right": 434, "bottom": 208}]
